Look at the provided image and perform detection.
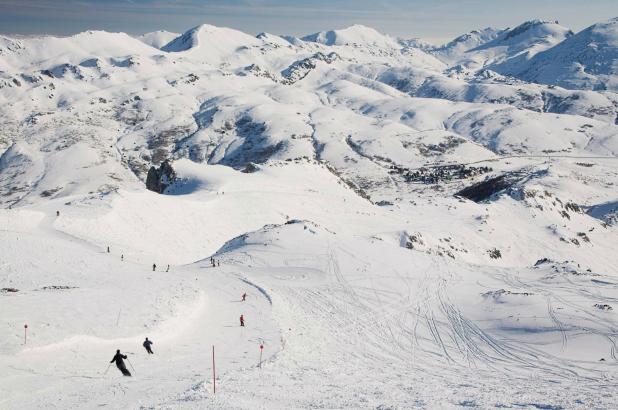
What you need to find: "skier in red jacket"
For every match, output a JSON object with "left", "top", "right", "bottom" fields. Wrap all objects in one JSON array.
[{"left": 240, "top": 314, "right": 245, "bottom": 327}]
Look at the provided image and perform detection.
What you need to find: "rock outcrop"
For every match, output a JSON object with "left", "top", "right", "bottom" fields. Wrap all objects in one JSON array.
[{"left": 145, "top": 160, "right": 176, "bottom": 193}]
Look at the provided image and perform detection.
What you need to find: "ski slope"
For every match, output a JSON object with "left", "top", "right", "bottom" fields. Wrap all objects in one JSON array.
[
  {"left": 2, "top": 157, "right": 618, "bottom": 408},
  {"left": 1, "top": 16, "right": 618, "bottom": 409}
]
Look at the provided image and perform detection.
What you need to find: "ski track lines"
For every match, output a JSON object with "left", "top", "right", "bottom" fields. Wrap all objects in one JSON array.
[
  {"left": 3, "top": 210, "right": 618, "bottom": 408},
  {"left": 490, "top": 267, "right": 618, "bottom": 368},
  {"left": 19, "top": 292, "right": 207, "bottom": 354},
  {"left": 0, "top": 219, "right": 278, "bottom": 409},
  {"left": 205, "top": 242, "right": 615, "bottom": 409}
]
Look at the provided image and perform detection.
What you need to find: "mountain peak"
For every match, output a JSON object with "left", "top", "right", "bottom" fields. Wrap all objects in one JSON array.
[
  {"left": 162, "top": 24, "right": 260, "bottom": 54},
  {"left": 301, "top": 25, "right": 399, "bottom": 48},
  {"left": 437, "top": 27, "right": 502, "bottom": 51},
  {"left": 502, "top": 19, "right": 572, "bottom": 41},
  {"left": 512, "top": 16, "right": 618, "bottom": 90},
  {"left": 138, "top": 30, "right": 180, "bottom": 49}
]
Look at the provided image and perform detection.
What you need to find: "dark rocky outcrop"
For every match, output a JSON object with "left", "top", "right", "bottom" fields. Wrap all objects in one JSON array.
[
  {"left": 241, "top": 162, "right": 260, "bottom": 173},
  {"left": 1, "top": 287, "right": 19, "bottom": 293},
  {"left": 456, "top": 171, "right": 530, "bottom": 202},
  {"left": 146, "top": 160, "right": 176, "bottom": 193}
]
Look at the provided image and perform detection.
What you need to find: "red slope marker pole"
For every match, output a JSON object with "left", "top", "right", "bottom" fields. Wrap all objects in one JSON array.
[{"left": 212, "top": 345, "right": 216, "bottom": 394}]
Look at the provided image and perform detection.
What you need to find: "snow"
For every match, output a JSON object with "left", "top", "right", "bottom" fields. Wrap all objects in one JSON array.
[
  {"left": 515, "top": 17, "right": 618, "bottom": 91},
  {"left": 137, "top": 31, "right": 180, "bottom": 49},
  {"left": 1, "top": 15, "right": 618, "bottom": 409},
  {"left": 432, "top": 27, "right": 504, "bottom": 65},
  {"left": 302, "top": 24, "right": 401, "bottom": 49}
]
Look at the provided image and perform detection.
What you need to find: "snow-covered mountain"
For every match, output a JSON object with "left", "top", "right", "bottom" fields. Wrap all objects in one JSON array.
[
  {"left": 302, "top": 24, "right": 400, "bottom": 48},
  {"left": 137, "top": 30, "right": 180, "bottom": 49},
  {"left": 515, "top": 17, "right": 618, "bottom": 91},
  {"left": 1, "top": 18, "right": 618, "bottom": 409},
  {"left": 435, "top": 20, "right": 573, "bottom": 72},
  {"left": 431, "top": 27, "right": 504, "bottom": 65}
]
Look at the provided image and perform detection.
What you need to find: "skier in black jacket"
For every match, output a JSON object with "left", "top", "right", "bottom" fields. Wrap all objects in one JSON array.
[
  {"left": 143, "top": 337, "right": 154, "bottom": 354},
  {"left": 110, "top": 349, "right": 131, "bottom": 376}
]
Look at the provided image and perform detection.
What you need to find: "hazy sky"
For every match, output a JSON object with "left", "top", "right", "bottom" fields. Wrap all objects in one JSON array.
[{"left": 0, "top": 0, "right": 616, "bottom": 44}]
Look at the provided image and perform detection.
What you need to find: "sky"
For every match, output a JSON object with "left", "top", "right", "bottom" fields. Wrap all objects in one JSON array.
[{"left": 0, "top": 0, "right": 616, "bottom": 44}]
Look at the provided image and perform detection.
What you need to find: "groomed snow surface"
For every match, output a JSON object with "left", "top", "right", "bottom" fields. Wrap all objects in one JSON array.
[
  {"left": 2, "top": 159, "right": 618, "bottom": 409},
  {"left": 1, "top": 16, "right": 618, "bottom": 410}
]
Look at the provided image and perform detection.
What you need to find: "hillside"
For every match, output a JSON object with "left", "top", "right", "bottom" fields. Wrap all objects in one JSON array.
[
  {"left": 1, "top": 18, "right": 618, "bottom": 409},
  {"left": 515, "top": 17, "right": 618, "bottom": 91}
]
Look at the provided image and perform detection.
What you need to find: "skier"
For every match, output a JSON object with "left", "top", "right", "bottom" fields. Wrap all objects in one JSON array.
[
  {"left": 241, "top": 293, "right": 247, "bottom": 302},
  {"left": 56, "top": 210, "right": 59, "bottom": 217},
  {"left": 110, "top": 349, "right": 131, "bottom": 376},
  {"left": 166, "top": 264, "right": 170, "bottom": 272},
  {"left": 121, "top": 254, "right": 124, "bottom": 261},
  {"left": 143, "top": 337, "right": 154, "bottom": 354},
  {"left": 107, "top": 246, "right": 110, "bottom": 253},
  {"left": 240, "top": 314, "right": 245, "bottom": 327},
  {"left": 152, "top": 263, "right": 156, "bottom": 272}
]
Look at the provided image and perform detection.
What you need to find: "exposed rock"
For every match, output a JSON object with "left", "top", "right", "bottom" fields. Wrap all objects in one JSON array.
[
  {"left": 38, "top": 285, "right": 77, "bottom": 291},
  {"left": 241, "top": 162, "right": 260, "bottom": 173},
  {"left": 1, "top": 287, "right": 19, "bottom": 293},
  {"left": 375, "top": 200, "right": 393, "bottom": 206},
  {"left": 146, "top": 160, "right": 176, "bottom": 193},
  {"left": 488, "top": 248, "right": 502, "bottom": 259},
  {"left": 482, "top": 289, "right": 533, "bottom": 298},
  {"left": 456, "top": 171, "right": 525, "bottom": 202}
]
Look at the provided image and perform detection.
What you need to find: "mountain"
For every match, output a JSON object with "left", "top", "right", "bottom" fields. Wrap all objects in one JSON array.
[
  {"left": 137, "top": 30, "right": 180, "bottom": 49},
  {"left": 1, "top": 18, "right": 618, "bottom": 410},
  {"left": 451, "top": 20, "right": 574, "bottom": 72},
  {"left": 302, "top": 24, "right": 401, "bottom": 48},
  {"left": 162, "top": 23, "right": 262, "bottom": 53},
  {"left": 431, "top": 27, "right": 504, "bottom": 64},
  {"left": 161, "top": 24, "right": 295, "bottom": 69},
  {"left": 513, "top": 17, "right": 618, "bottom": 91}
]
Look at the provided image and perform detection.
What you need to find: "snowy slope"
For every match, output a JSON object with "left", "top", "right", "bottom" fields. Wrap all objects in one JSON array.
[
  {"left": 1, "top": 17, "right": 618, "bottom": 409},
  {"left": 431, "top": 27, "right": 504, "bottom": 65},
  {"left": 453, "top": 20, "right": 573, "bottom": 72},
  {"left": 514, "top": 17, "right": 618, "bottom": 91},
  {"left": 302, "top": 24, "right": 400, "bottom": 48},
  {"left": 137, "top": 30, "right": 180, "bottom": 49}
]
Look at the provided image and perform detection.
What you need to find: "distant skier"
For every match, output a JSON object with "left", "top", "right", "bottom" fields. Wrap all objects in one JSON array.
[
  {"left": 56, "top": 210, "right": 59, "bottom": 217},
  {"left": 241, "top": 293, "right": 247, "bottom": 302},
  {"left": 121, "top": 254, "right": 124, "bottom": 261},
  {"left": 110, "top": 349, "right": 131, "bottom": 376},
  {"left": 143, "top": 337, "right": 154, "bottom": 354},
  {"left": 240, "top": 314, "right": 245, "bottom": 327},
  {"left": 107, "top": 246, "right": 110, "bottom": 253},
  {"left": 152, "top": 263, "right": 156, "bottom": 272},
  {"left": 166, "top": 264, "right": 170, "bottom": 272},
  {"left": 217, "top": 260, "right": 220, "bottom": 267}
]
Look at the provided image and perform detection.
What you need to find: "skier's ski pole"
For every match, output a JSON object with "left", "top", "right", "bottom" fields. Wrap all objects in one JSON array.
[
  {"left": 103, "top": 362, "right": 112, "bottom": 375},
  {"left": 126, "top": 357, "right": 136, "bottom": 373}
]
